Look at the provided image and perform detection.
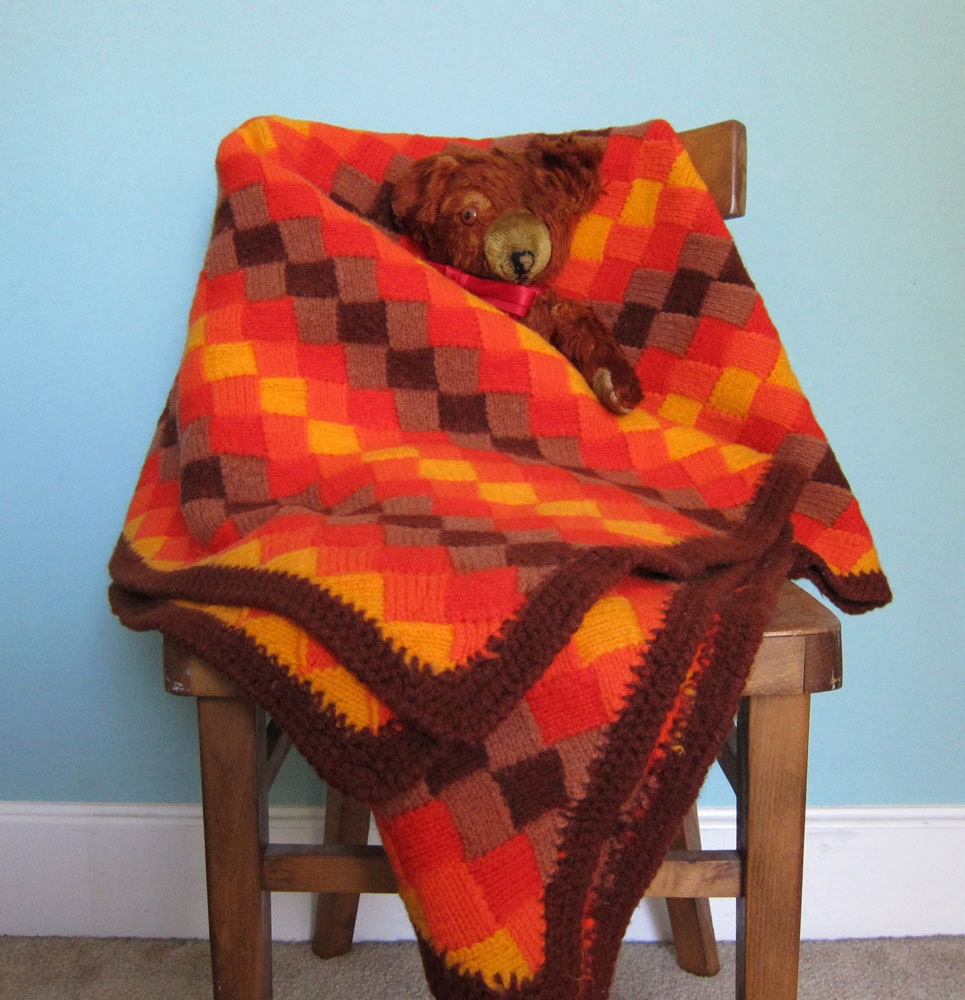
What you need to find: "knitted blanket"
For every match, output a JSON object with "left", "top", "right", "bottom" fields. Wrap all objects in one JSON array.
[{"left": 109, "top": 116, "right": 890, "bottom": 999}]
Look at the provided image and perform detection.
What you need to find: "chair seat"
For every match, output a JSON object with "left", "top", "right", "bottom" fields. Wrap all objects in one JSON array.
[{"left": 744, "top": 580, "right": 841, "bottom": 695}]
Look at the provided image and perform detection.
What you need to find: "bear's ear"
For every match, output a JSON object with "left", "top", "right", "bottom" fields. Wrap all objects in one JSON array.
[
  {"left": 391, "top": 154, "right": 461, "bottom": 230},
  {"left": 524, "top": 135, "right": 605, "bottom": 215}
]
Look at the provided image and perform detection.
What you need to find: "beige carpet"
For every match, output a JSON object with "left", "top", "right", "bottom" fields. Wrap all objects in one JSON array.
[{"left": 1, "top": 936, "right": 962, "bottom": 999}]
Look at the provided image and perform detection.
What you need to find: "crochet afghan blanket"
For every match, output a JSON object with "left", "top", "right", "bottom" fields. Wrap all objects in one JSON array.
[{"left": 109, "top": 116, "right": 890, "bottom": 1000}]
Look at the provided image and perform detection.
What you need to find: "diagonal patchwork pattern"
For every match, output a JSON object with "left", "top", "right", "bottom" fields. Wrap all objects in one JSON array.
[
  {"left": 109, "top": 116, "right": 889, "bottom": 999},
  {"left": 378, "top": 574, "right": 674, "bottom": 988}
]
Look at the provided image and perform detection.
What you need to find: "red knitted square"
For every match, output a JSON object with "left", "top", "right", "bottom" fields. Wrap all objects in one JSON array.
[
  {"left": 416, "top": 860, "right": 499, "bottom": 952},
  {"left": 468, "top": 834, "right": 543, "bottom": 923},
  {"left": 381, "top": 800, "right": 465, "bottom": 878},
  {"left": 642, "top": 224, "right": 687, "bottom": 271},
  {"left": 526, "top": 669, "right": 610, "bottom": 745},
  {"left": 265, "top": 181, "right": 325, "bottom": 221},
  {"left": 241, "top": 299, "right": 300, "bottom": 342},
  {"left": 204, "top": 272, "right": 247, "bottom": 312}
]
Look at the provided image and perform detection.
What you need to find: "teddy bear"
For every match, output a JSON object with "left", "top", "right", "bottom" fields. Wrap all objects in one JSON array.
[{"left": 390, "top": 135, "right": 642, "bottom": 414}]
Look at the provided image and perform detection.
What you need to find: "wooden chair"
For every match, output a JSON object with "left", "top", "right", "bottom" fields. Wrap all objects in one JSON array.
[{"left": 162, "top": 121, "right": 843, "bottom": 1000}]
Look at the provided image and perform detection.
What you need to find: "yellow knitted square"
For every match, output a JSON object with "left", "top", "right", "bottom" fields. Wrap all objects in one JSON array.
[
  {"left": 664, "top": 425, "right": 714, "bottom": 460},
  {"left": 571, "top": 213, "right": 613, "bottom": 261},
  {"left": 202, "top": 341, "right": 258, "bottom": 382},
  {"left": 212, "top": 538, "right": 264, "bottom": 569},
  {"left": 602, "top": 519, "right": 676, "bottom": 545},
  {"left": 478, "top": 481, "right": 540, "bottom": 506},
  {"left": 721, "top": 443, "right": 765, "bottom": 473},
  {"left": 767, "top": 347, "right": 803, "bottom": 391},
  {"left": 418, "top": 459, "right": 480, "bottom": 482},
  {"left": 260, "top": 377, "right": 308, "bottom": 415},
  {"left": 239, "top": 116, "right": 279, "bottom": 154},
  {"left": 659, "top": 393, "right": 703, "bottom": 427},
  {"left": 667, "top": 151, "right": 708, "bottom": 192},
  {"left": 323, "top": 572, "right": 386, "bottom": 621},
  {"left": 446, "top": 927, "right": 534, "bottom": 988},
  {"left": 386, "top": 621, "right": 456, "bottom": 670},
  {"left": 537, "top": 500, "right": 602, "bottom": 518},
  {"left": 619, "top": 178, "right": 663, "bottom": 227},
  {"left": 575, "top": 594, "right": 646, "bottom": 662},
  {"left": 709, "top": 367, "right": 761, "bottom": 419},
  {"left": 312, "top": 663, "right": 384, "bottom": 731},
  {"left": 265, "top": 547, "right": 319, "bottom": 580},
  {"left": 307, "top": 419, "right": 361, "bottom": 455}
]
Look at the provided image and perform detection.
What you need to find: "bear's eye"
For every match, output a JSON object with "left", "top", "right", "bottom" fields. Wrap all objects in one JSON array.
[{"left": 460, "top": 206, "right": 478, "bottom": 225}]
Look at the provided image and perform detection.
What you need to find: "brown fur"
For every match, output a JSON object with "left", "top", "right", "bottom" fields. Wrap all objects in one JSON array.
[{"left": 391, "top": 135, "right": 642, "bottom": 413}]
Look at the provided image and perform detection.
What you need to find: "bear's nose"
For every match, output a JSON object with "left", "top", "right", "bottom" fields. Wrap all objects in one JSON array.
[{"left": 511, "top": 250, "right": 536, "bottom": 279}]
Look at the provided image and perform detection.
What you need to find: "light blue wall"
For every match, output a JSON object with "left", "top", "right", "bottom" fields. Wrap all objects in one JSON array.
[{"left": 2, "top": 1, "right": 961, "bottom": 807}]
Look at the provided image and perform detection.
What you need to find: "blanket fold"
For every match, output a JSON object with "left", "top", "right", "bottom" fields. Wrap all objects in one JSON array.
[{"left": 109, "top": 115, "right": 889, "bottom": 999}]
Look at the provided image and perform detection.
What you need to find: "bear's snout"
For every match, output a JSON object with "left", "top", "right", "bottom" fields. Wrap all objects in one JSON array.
[{"left": 483, "top": 210, "right": 552, "bottom": 285}]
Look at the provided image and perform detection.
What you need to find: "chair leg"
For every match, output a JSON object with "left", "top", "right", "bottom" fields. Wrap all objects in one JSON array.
[
  {"left": 735, "top": 694, "right": 811, "bottom": 1000},
  {"left": 311, "top": 786, "right": 373, "bottom": 959},
  {"left": 197, "top": 695, "right": 273, "bottom": 1000},
  {"left": 666, "top": 803, "right": 721, "bottom": 976}
]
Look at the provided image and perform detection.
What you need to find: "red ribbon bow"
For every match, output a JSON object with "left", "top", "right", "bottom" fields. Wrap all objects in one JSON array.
[{"left": 428, "top": 262, "right": 544, "bottom": 318}]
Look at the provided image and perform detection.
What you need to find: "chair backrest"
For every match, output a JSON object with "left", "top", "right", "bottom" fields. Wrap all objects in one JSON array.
[{"left": 678, "top": 120, "right": 746, "bottom": 219}]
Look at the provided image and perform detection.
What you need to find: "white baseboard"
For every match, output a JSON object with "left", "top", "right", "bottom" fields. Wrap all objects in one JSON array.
[{"left": 1, "top": 802, "right": 962, "bottom": 942}]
